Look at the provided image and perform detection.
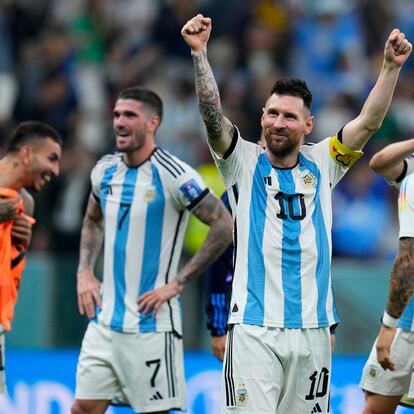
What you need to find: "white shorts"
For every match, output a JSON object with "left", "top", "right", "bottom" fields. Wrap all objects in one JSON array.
[
  {"left": 75, "top": 322, "right": 186, "bottom": 413},
  {"left": 0, "top": 332, "right": 5, "bottom": 394},
  {"left": 360, "top": 328, "right": 414, "bottom": 398},
  {"left": 222, "top": 324, "right": 331, "bottom": 413}
]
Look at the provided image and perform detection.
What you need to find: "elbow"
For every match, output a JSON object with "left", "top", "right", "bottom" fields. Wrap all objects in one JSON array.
[{"left": 368, "top": 154, "right": 382, "bottom": 173}]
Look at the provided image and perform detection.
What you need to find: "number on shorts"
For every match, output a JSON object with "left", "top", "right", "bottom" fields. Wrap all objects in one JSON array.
[
  {"left": 305, "top": 367, "right": 329, "bottom": 400},
  {"left": 146, "top": 359, "right": 161, "bottom": 387}
]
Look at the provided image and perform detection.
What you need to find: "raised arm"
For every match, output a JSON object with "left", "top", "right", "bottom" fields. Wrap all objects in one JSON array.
[
  {"left": 137, "top": 193, "right": 233, "bottom": 315},
  {"left": 181, "top": 14, "right": 234, "bottom": 157},
  {"left": 342, "top": 29, "right": 412, "bottom": 150},
  {"left": 369, "top": 138, "right": 414, "bottom": 181},
  {"left": 77, "top": 194, "right": 104, "bottom": 318}
]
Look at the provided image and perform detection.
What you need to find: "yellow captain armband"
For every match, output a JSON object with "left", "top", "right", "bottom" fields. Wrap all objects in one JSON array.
[{"left": 329, "top": 135, "right": 363, "bottom": 168}]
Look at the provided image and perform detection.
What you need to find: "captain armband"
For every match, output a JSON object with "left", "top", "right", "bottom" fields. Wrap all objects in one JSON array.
[{"left": 329, "top": 135, "right": 363, "bottom": 168}]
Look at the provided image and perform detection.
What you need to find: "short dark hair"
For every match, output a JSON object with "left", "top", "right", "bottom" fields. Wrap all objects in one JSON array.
[
  {"left": 117, "top": 87, "right": 163, "bottom": 122},
  {"left": 7, "top": 121, "right": 62, "bottom": 153},
  {"left": 270, "top": 77, "right": 312, "bottom": 111}
]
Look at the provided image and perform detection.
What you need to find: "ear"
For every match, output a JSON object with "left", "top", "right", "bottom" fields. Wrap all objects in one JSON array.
[
  {"left": 19, "top": 145, "right": 33, "bottom": 166},
  {"left": 150, "top": 115, "right": 161, "bottom": 133},
  {"left": 304, "top": 115, "right": 314, "bottom": 136}
]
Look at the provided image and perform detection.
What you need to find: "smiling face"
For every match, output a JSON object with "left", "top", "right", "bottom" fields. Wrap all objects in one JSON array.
[
  {"left": 113, "top": 99, "right": 159, "bottom": 155},
  {"left": 261, "top": 94, "right": 314, "bottom": 159},
  {"left": 25, "top": 138, "right": 62, "bottom": 192}
]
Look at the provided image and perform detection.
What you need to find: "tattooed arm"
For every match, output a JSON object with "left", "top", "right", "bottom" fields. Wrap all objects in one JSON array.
[
  {"left": 376, "top": 237, "right": 414, "bottom": 370},
  {"left": 77, "top": 194, "right": 104, "bottom": 318},
  {"left": 137, "top": 193, "right": 233, "bottom": 315},
  {"left": 181, "top": 14, "right": 234, "bottom": 157}
]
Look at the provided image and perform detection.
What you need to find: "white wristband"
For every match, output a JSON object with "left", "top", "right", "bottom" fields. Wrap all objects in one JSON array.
[{"left": 382, "top": 310, "right": 399, "bottom": 328}]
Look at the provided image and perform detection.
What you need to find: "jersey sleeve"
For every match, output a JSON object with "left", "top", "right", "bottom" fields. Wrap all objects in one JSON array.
[
  {"left": 398, "top": 174, "right": 414, "bottom": 238},
  {"left": 171, "top": 163, "right": 210, "bottom": 211},
  {"left": 209, "top": 125, "right": 260, "bottom": 188},
  {"left": 308, "top": 130, "right": 363, "bottom": 189},
  {"left": 90, "top": 163, "right": 102, "bottom": 203},
  {"left": 387, "top": 157, "right": 414, "bottom": 188}
]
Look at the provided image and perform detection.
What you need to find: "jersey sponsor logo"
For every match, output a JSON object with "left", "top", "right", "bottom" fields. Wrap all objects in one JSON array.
[
  {"left": 143, "top": 186, "right": 156, "bottom": 203},
  {"left": 180, "top": 179, "right": 202, "bottom": 203},
  {"left": 236, "top": 383, "right": 248, "bottom": 407}
]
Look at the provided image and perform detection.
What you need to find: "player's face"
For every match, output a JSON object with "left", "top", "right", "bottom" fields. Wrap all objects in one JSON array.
[
  {"left": 26, "top": 138, "right": 62, "bottom": 192},
  {"left": 113, "top": 99, "right": 155, "bottom": 154},
  {"left": 261, "top": 94, "right": 313, "bottom": 158}
]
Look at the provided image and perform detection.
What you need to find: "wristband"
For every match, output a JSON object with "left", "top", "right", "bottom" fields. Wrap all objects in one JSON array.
[{"left": 381, "top": 310, "right": 399, "bottom": 328}]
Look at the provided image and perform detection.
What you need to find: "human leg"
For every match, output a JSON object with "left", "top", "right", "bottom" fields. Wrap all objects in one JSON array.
[
  {"left": 361, "top": 392, "right": 400, "bottom": 414},
  {"left": 71, "top": 399, "right": 110, "bottom": 414}
]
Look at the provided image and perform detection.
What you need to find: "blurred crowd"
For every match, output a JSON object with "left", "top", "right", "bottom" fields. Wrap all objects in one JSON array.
[{"left": 2, "top": 0, "right": 414, "bottom": 259}]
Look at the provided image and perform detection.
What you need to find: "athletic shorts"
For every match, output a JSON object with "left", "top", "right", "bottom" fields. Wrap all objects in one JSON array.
[
  {"left": 0, "top": 331, "right": 5, "bottom": 394},
  {"left": 222, "top": 324, "right": 332, "bottom": 413},
  {"left": 360, "top": 328, "right": 414, "bottom": 398},
  {"left": 75, "top": 322, "right": 186, "bottom": 413}
]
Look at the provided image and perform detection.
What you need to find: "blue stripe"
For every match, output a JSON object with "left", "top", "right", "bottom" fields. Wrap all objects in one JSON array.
[
  {"left": 399, "top": 296, "right": 414, "bottom": 330},
  {"left": 299, "top": 154, "right": 331, "bottom": 326},
  {"left": 110, "top": 167, "right": 138, "bottom": 330},
  {"left": 243, "top": 154, "right": 271, "bottom": 325},
  {"left": 138, "top": 164, "right": 165, "bottom": 332},
  {"left": 275, "top": 168, "right": 302, "bottom": 327}
]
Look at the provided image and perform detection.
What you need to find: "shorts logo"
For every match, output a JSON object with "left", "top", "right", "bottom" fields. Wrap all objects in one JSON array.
[
  {"left": 143, "top": 186, "right": 156, "bottom": 203},
  {"left": 369, "top": 365, "right": 377, "bottom": 378},
  {"left": 179, "top": 179, "right": 202, "bottom": 203},
  {"left": 236, "top": 384, "right": 248, "bottom": 407}
]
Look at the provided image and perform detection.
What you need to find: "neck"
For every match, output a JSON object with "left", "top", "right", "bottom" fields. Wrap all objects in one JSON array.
[
  {"left": 123, "top": 141, "right": 156, "bottom": 167},
  {"left": 0, "top": 156, "right": 25, "bottom": 190},
  {"left": 265, "top": 147, "right": 299, "bottom": 169}
]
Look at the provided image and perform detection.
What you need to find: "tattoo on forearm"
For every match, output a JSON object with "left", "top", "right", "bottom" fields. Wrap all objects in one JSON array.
[
  {"left": 78, "top": 199, "right": 104, "bottom": 272},
  {"left": 177, "top": 196, "right": 232, "bottom": 286},
  {"left": 387, "top": 237, "right": 414, "bottom": 317},
  {"left": 192, "top": 51, "right": 223, "bottom": 144}
]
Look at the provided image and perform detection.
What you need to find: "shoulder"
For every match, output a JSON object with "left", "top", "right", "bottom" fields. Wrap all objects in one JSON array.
[
  {"left": 152, "top": 147, "right": 192, "bottom": 179},
  {"left": 20, "top": 188, "right": 34, "bottom": 216},
  {"left": 92, "top": 153, "right": 123, "bottom": 177}
]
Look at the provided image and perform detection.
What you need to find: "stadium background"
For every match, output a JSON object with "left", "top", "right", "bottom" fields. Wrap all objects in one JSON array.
[{"left": 1, "top": 0, "right": 414, "bottom": 412}]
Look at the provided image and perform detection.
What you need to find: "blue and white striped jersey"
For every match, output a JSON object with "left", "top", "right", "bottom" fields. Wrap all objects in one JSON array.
[
  {"left": 91, "top": 148, "right": 209, "bottom": 334},
  {"left": 210, "top": 127, "right": 360, "bottom": 329},
  {"left": 395, "top": 173, "right": 414, "bottom": 331}
]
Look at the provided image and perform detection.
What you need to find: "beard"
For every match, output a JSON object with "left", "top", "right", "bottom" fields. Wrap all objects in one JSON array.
[{"left": 265, "top": 132, "right": 297, "bottom": 158}]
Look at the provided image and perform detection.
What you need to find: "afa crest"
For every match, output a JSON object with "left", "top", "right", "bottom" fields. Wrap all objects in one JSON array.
[
  {"left": 236, "top": 384, "right": 248, "bottom": 407},
  {"left": 143, "top": 186, "right": 156, "bottom": 203}
]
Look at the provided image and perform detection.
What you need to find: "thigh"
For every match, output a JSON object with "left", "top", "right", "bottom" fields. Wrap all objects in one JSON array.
[
  {"left": 362, "top": 391, "right": 401, "bottom": 414},
  {"left": 222, "top": 324, "right": 282, "bottom": 414},
  {"left": 360, "top": 329, "right": 413, "bottom": 397},
  {"left": 75, "top": 323, "right": 119, "bottom": 401},
  {"left": 278, "top": 328, "right": 331, "bottom": 414},
  {"left": 114, "top": 331, "right": 186, "bottom": 414}
]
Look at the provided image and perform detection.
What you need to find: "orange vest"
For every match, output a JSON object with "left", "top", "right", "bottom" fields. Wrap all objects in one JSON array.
[{"left": 0, "top": 188, "right": 35, "bottom": 331}]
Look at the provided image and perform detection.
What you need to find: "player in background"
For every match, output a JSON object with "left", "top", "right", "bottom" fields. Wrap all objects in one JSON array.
[
  {"left": 136, "top": 15, "right": 412, "bottom": 412},
  {"left": 0, "top": 120, "right": 62, "bottom": 392},
  {"left": 71, "top": 86, "right": 233, "bottom": 414},
  {"left": 360, "top": 138, "right": 414, "bottom": 413}
]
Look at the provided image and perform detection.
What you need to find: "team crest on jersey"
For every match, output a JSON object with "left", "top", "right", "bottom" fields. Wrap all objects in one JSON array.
[
  {"left": 298, "top": 169, "right": 317, "bottom": 188},
  {"left": 143, "top": 186, "right": 156, "bottom": 203},
  {"left": 180, "top": 179, "right": 202, "bottom": 202},
  {"left": 236, "top": 384, "right": 248, "bottom": 407}
]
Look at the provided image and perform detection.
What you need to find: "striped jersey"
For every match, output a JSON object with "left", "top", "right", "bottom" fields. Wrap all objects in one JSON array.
[
  {"left": 91, "top": 148, "right": 209, "bottom": 334},
  {"left": 210, "top": 127, "right": 360, "bottom": 329},
  {"left": 392, "top": 171, "right": 414, "bottom": 331}
]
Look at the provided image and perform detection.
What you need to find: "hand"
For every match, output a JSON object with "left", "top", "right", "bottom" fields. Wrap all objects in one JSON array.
[
  {"left": 137, "top": 280, "right": 182, "bottom": 316},
  {"left": 0, "top": 197, "right": 20, "bottom": 222},
  {"left": 181, "top": 14, "right": 212, "bottom": 53},
  {"left": 384, "top": 29, "right": 412, "bottom": 67},
  {"left": 376, "top": 325, "right": 397, "bottom": 370},
  {"left": 11, "top": 214, "right": 34, "bottom": 249},
  {"left": 211, "top": 335, "right": 226, "bottom": 361},
  {"left": 77, "top": 268, "right": 102, "bottom": 318}
]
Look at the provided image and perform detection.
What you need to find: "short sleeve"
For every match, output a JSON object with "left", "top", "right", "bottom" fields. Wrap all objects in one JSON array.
[{"left": 398, "top": 174, "right": 414, "bottom": 238}]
